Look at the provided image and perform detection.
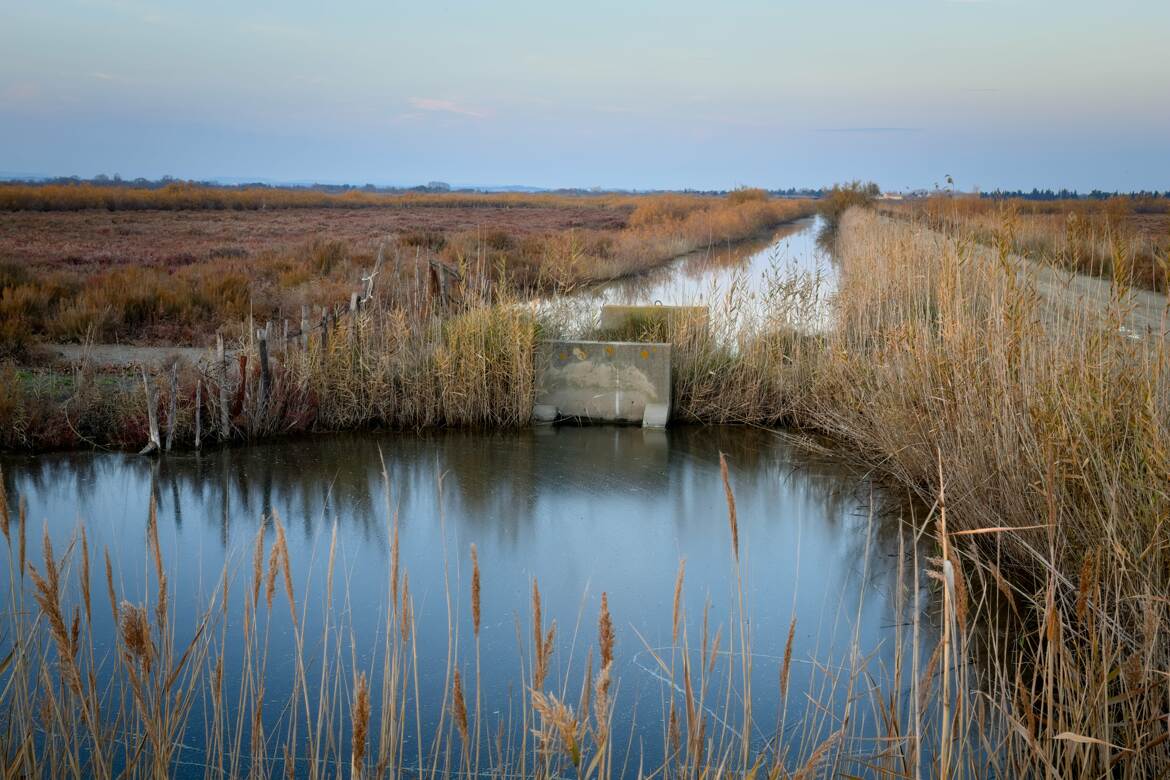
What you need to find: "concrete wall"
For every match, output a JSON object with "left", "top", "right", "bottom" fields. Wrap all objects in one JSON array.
[
  {"left": 534, "top": 340, "right": 671, "bottom": 427},
  {"left": 599, "top": 304, "right": 708, "bottom": 333}
]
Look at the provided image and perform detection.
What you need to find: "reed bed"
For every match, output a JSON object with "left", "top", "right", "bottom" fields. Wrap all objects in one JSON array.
[{"left": 672, "top": 207, "right": 1170, "bottom": 774}]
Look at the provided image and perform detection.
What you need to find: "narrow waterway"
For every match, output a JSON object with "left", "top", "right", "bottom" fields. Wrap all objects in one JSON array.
[{"left": 0, "top": 216, "right": 935, "bottom": 777}]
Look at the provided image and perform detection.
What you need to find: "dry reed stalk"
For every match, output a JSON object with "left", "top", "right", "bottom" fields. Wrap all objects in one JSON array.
[
  {"left": 18, "top": 497, "right": 26, "bottom": 579},
  {"left": 719, "top": 453, "right": 739, "bottom": 561},
  {"left": 351, "top": 671, "right": 370, "bottom": 777},
  {"left": 671, "top": 559, "right": 685, "bottom": 645},
  {"left": 0, "top": 467, "right": 8, "bottom": 540},
  {"left": 470, "top": 544, "right": 480, "bottom": 638},
  {"left": 251, "top": 523, "right": 266, "bottom": 610},
  {"left": 399, "top": 573, "right": 412, "bottom": 643}
]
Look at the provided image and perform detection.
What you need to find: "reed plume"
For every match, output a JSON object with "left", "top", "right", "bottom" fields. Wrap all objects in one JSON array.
[{"left": 351, "top": 671, "right": 370, "bottom": 777}]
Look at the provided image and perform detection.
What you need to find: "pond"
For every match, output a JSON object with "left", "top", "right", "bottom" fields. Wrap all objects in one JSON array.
[{"left": 0, "top": 426, "right": 931, "bottom": 776}]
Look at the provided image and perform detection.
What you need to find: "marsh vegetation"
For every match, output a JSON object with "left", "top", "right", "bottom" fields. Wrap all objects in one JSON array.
[{"left": 2, "top": 196, "right": 1169, "bottom": 775}]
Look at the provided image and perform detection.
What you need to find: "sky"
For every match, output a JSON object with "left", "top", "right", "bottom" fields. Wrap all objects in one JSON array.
[{"left": 1, "top": 0, "right": 1167, "bottom": 192}]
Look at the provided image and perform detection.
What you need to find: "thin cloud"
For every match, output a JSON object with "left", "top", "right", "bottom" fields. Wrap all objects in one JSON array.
[
  {"left": 2, "top": 82, "right": 41, "bottom": 101},
  {"left": 816, "top": 127, "right": 923, "bottom": 134},
  {"left": 409, "top": 97, "right": 486, "bottom": 119}
]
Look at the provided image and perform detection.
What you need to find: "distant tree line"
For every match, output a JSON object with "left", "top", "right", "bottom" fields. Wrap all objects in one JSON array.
[
  {"left": 0, "top": 175, "right": 831, "bottom": 199},
  {"left": 981, "top": 188, "right": 1170, "bottom": 201}
]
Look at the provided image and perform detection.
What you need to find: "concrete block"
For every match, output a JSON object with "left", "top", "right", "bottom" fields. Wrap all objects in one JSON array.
[
  {"left": 535, "top": 340, "right": 671, "bottom": 425},
  {"left": 642, "top": 403, "right": 669, "bottom": 429},
  {"left": 532, "top": 404, "right": 558, "bottom": 423},
  {"left": 599, "top": 304, "right": 708, "bottom": 334}
]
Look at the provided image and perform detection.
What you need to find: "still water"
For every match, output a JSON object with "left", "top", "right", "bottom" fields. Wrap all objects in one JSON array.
[
  {"left": 597, "top": 216, "right": 834, "bottom": 308},
  {"left": 540, "top": 215, "right": 838, "bottom": 335},
  {"left": 0, "top": 217, "right": 932, "bottom": 775},
  {"left": 1, "top": 427, "right": 927, "bottom": 775}
]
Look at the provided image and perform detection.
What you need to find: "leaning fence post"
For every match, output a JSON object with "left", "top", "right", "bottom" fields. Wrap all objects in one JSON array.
[
  {"left": 140, "top": 366, "right": 161, "bottom": 455},
  {"left": 216, "top": 334, "right": 231, "bottom": 440},
  {"left": 165, "top": 362, "right": 178, "bottom": 451},
  {"left": 301, "top": 305, "right": 310, "bottom": 349}
]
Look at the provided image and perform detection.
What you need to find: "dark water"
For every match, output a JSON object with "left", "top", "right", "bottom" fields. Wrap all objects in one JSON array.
[{"left": 1, "top": 426, "right": 929, "bottom": 775}]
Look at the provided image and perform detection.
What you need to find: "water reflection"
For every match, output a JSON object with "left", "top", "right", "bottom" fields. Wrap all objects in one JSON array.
[
  {"left": 592, "top": 216, "right": 834, "bottom": 309},
  {"left": 1, "top": 427, "right": 931, "bottom": 775}
]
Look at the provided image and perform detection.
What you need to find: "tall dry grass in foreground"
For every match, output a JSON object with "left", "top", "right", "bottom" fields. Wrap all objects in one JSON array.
[{"left": 581, "top": 206, "right": 1170, "bottom": 773}]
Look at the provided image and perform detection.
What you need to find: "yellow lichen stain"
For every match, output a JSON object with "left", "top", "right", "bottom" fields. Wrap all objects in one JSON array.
[
  {"left": 559, "top": 352, "right": 567, "bottom": 361},
  {"left": 604, "top": 345, "right": 614, "bottom": 356},
  {"left": 640, "top": 349, "right": 649, "bottom": 360}
]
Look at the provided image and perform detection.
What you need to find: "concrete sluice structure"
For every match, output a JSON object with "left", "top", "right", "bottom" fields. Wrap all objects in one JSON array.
[
  {"left": 533, "top": 340, "right": 672, "bottom": 428},
  {"left": 533, "top": 305, "right": 712, "bottom": 428}
]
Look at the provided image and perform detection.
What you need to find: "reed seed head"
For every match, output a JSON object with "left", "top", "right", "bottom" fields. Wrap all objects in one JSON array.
[
  {"left": 351, "top": 671, "right": 370, "bottom": 771},
  {"left": 451, "top": 669, "right": 470, "bottom": 745},
  {"left": 598, "top": 591, "right": 614, "bottom": 670},
  {"left": 119, "top": 601, "right": 154, "bottom": 672}
]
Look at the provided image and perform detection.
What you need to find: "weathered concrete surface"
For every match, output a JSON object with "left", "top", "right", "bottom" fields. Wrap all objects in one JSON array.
[
  {"left": 534, "top": 340, "right": 671, "bottom": 427},
  {"left": 599, "top": 304, "right": 708, "bottom": 333}
]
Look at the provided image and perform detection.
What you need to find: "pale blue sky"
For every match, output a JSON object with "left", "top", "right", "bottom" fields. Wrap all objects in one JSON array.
[{"left": 1, "top": 0, "right": 1167, "bottom": 190}]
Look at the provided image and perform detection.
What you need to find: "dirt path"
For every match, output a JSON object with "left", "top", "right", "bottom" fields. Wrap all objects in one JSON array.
[
  {"left": 1026, "top": 260, "right": 1169, "bottom": 339},
  {"left": 893, "top": 217, "right": 1170, "bottom": 341},
  {"left": 38, "top": 343, "right": 212, "bottom": 369}
]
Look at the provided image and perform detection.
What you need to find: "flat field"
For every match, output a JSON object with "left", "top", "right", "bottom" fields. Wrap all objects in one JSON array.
[
  {"left": 0, "top": 188, "right": 813, "bottom": 350},
  {"left": 0, "top": 204, "right": 631, "bottom": 273}
]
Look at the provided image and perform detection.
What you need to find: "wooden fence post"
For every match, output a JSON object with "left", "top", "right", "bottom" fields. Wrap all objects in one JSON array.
[
  {"left": 194, "top": 380, "right": 202, "bottom": 450},
  {"left": 320, "top": 307, "right": 329, "bottom": 355},
  {"left": 217, "top": 334, "right": 231, "bottom": 440},
  {"left": 140, "top": 366, "right": 161, "bottom": 455},
  {"left": 301, "top": 305, "right": 310, "bottom": 349},
  {"left": 257, "top": 325, "right": 271, "bottom": 410},
  {"left": 349, "top": 292, "right": 359, "bottom": 347},
  {"left": 165, "top": 362, "right": 178, "bottom": 451}
]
